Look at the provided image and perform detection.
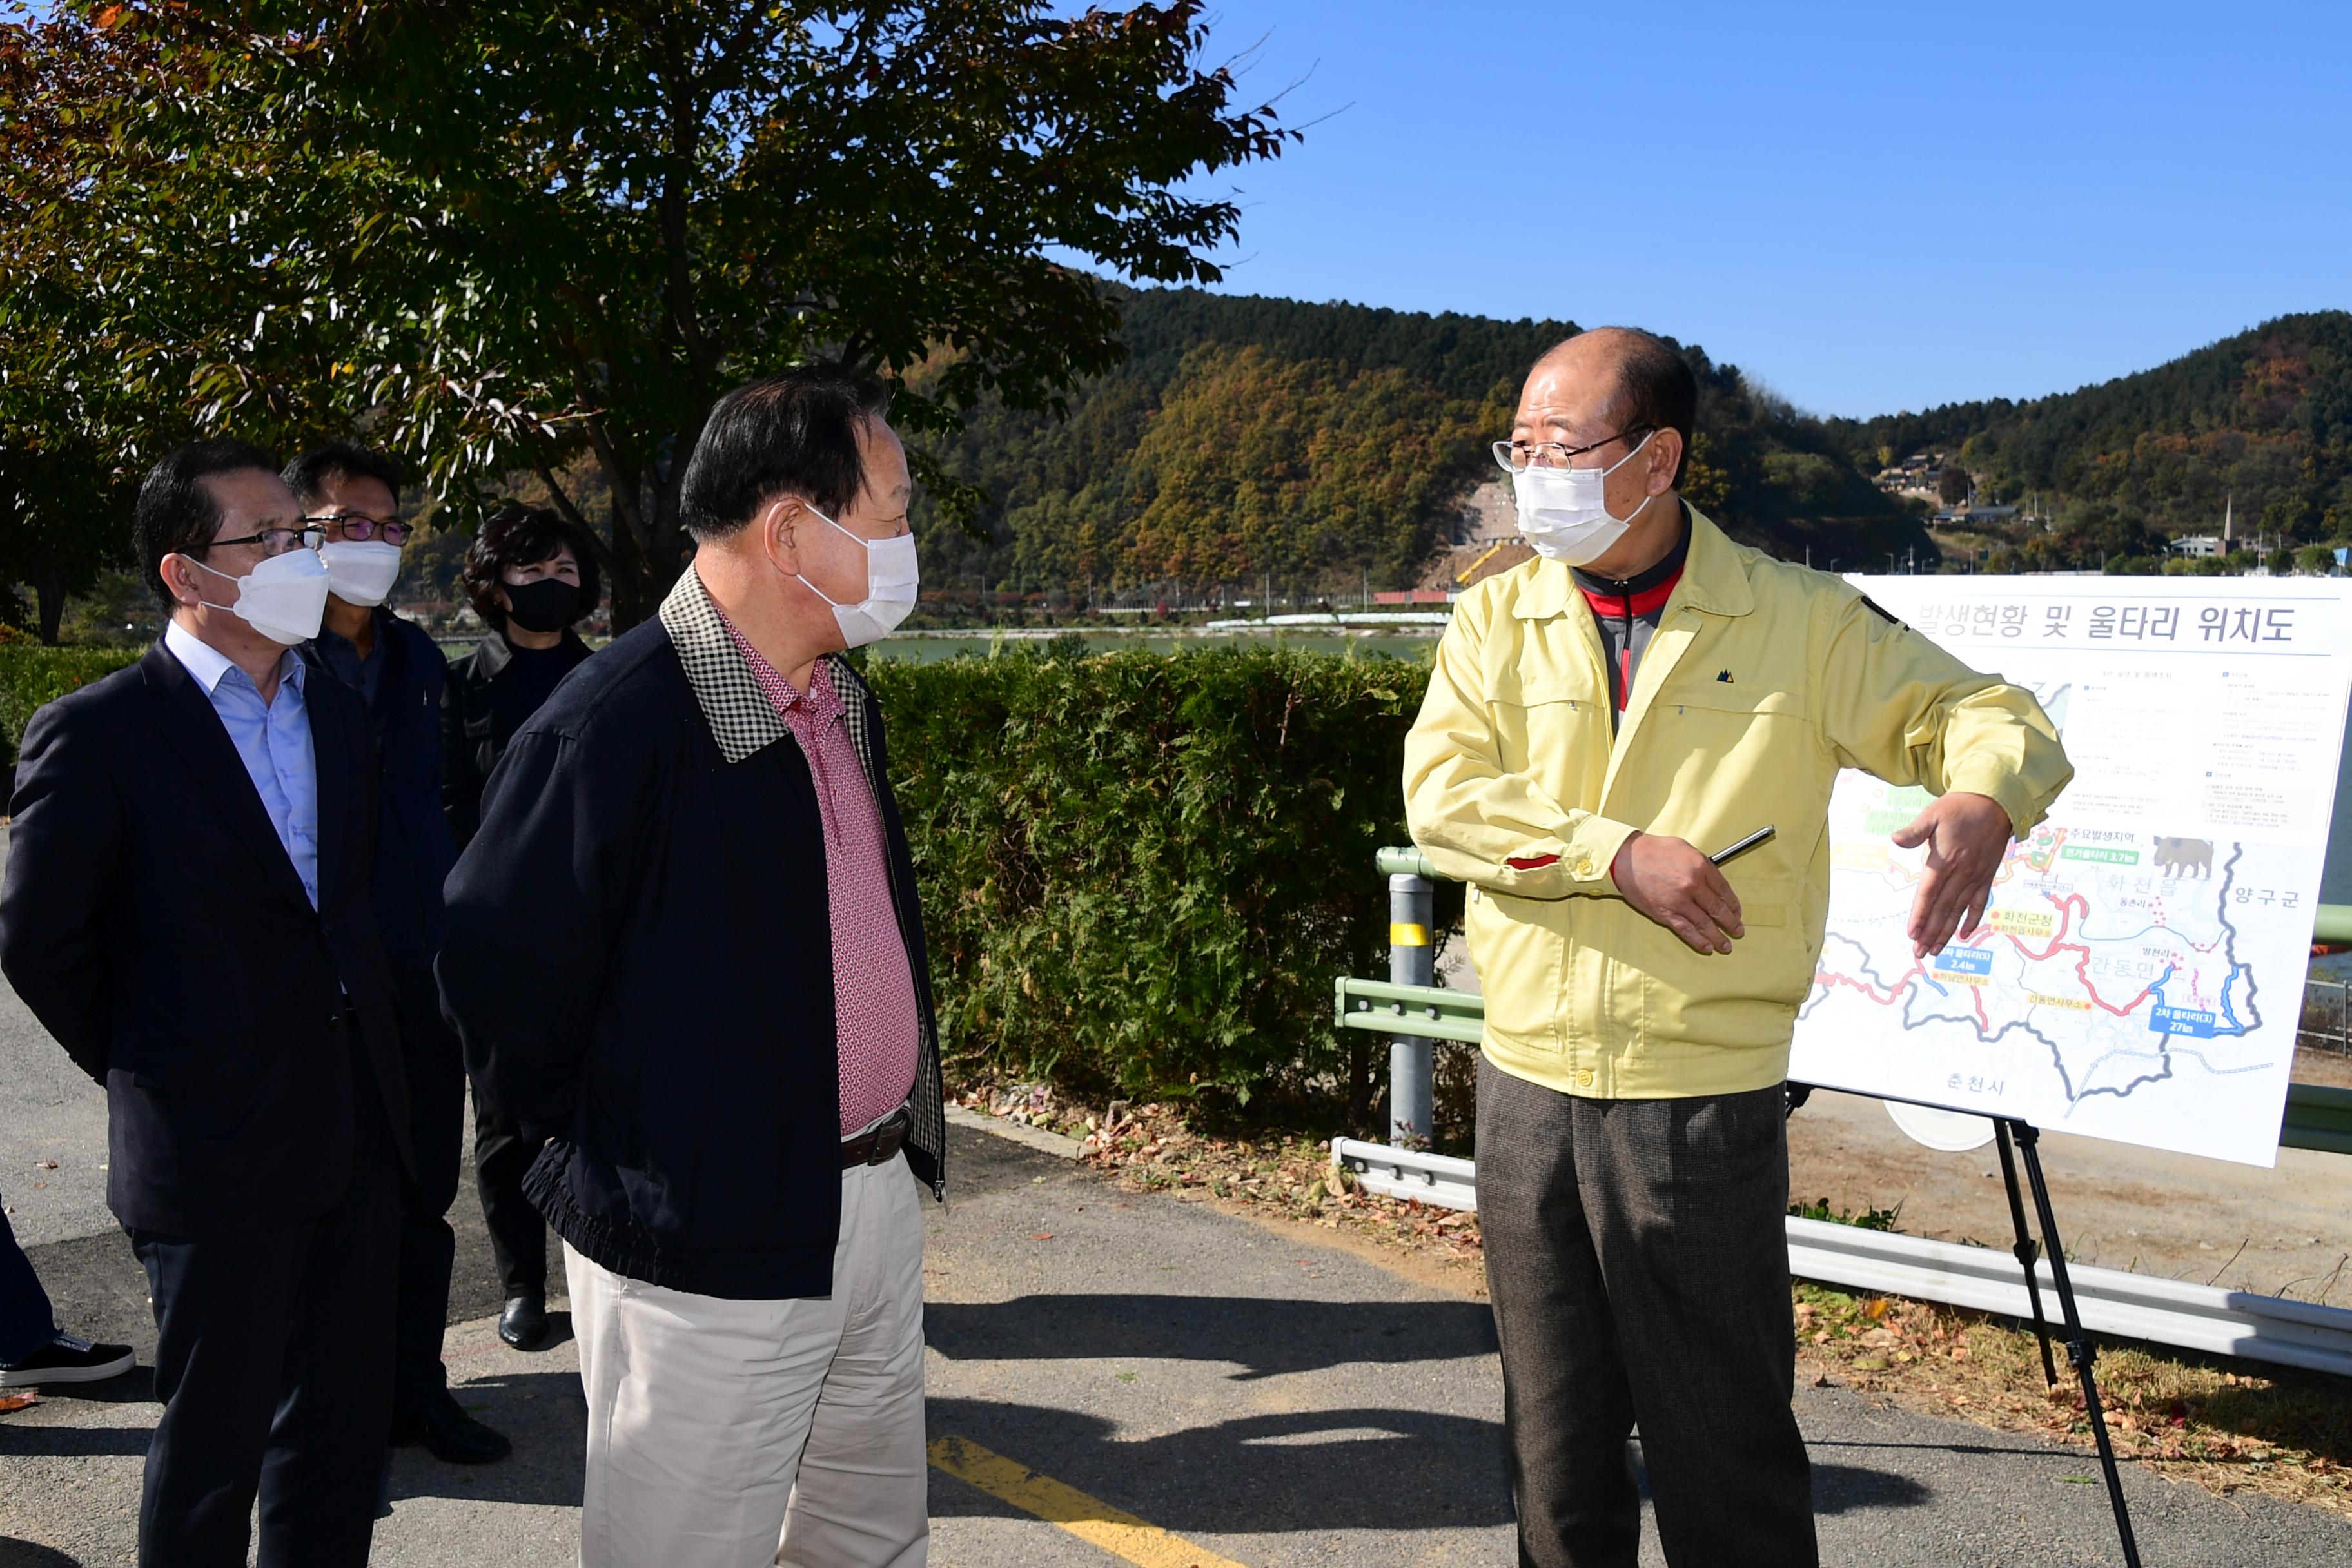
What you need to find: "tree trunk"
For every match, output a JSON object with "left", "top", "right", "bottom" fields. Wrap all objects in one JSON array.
[
  {"left": 34, "top": 561, "right": 66, "bottom": 645},
  {"left": 582, "top": 431, "right": 658, "bottom": 632}
]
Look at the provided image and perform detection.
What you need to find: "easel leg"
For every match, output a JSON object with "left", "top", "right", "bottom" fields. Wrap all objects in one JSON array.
[
  {"left": 1994, "top": 1120, "right": 2060, "bottom": 1386},
  {"left": 2008, "top": 1121, "right": 2142, "bottom": 1568}
]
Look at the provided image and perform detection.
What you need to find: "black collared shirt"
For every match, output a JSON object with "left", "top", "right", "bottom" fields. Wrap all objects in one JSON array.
[{"left": 1573, "top": 504, "right": 1694, "bottom": 724}]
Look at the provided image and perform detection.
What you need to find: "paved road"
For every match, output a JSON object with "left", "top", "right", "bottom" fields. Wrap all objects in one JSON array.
[
  {"left": 8, "top": 817, "right": 2352, "bottom": 1563},
  {"left": 7, "top": 1118, "right": 2352, "bottom": 1565}
]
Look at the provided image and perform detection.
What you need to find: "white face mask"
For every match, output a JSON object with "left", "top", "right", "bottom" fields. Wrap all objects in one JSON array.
[
  {"left": 184, "top": 547, "right": 333, "bottom": 646},
  {"left": 796, "top": 505, "right": 919, "bottom": 649},
  {"left": 1512, "top": 430, "right": 1658, "bottom": 565},
  {"left": 319, "top": 540, "right": 403, "bottom": 608}
]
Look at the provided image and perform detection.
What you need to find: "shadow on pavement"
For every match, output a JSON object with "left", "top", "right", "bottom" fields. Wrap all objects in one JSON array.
[
  {"left": 1810, "top": 1462, "right": 1932, "bottom": 1515},
  {"left": 0, "top": 1368, "right": 155, "bottom": 1406},
  {"left": 928, "top": 1397, "right": 1517, "bottom": 1532},
  {"left": 1807, "top": 1435, "right": 2077, "bottom": 1460},
  {"left": 386, "top": 1371, "right": 585, "bottom": 1509},
  {"left": 926, "top": 1396, "right": 1936, "bottom": 1536},
  {"left": 0, "top": 1420, "right": 150, "bottom": 1460},
  {"left": 0, "top": 1540, "right": 81, "bottom": 1567},
  {"left": 926, "top": 1294, "right": 1499, "bottom": 1379}
]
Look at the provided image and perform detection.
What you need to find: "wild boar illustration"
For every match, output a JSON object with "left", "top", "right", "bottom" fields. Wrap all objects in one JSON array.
[{"left": 2151, "top": 836, "right": 2215, "bottom": 879}]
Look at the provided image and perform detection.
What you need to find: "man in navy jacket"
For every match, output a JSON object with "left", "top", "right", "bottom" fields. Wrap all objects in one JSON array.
[
  {"left": 0, "top": 440, "right": 411, "bottom": 1566},
  {"left": 441, "top": 367, "right": 945, "bottom": 1567},
  {"left": 291, "top": 441, "right": 509, "bottom": 1465}
]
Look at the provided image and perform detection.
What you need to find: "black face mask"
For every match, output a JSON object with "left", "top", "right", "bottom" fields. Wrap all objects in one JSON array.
[{"left": 503, "top": 576, "right": 580, "bottom": 634}]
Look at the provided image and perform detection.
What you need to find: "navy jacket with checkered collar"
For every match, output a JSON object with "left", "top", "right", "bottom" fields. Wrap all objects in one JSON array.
[{"left": 440, "top": 567, "right": 946, "bottom": 1302}]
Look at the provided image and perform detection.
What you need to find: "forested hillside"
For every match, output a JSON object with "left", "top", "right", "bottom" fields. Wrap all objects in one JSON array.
[
  {"left": 1825, "top": 311, "right": 2352, "bottom": 542},
  {"left": 913, "top": 288, "right": 1931, "bottom": 599}
]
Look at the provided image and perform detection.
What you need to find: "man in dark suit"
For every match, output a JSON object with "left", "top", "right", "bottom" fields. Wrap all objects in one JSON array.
[
  {"left": 290, "top": 440, "right": 508, "bottom": 1465},
  {"left": 0, "top": 440, "right": 413, "bottom": 1567}
]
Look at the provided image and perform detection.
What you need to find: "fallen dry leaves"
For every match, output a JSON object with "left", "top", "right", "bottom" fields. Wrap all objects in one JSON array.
[
  {"left": 1795, "top": 1281, "right": 2352, "bottom": 1517},
  {"left": 957, "top": 1081, "right": 2352, "bottom": 1520},
  {"left": 965, "top": 1084, "right": 1485, "bottom": 1268}
]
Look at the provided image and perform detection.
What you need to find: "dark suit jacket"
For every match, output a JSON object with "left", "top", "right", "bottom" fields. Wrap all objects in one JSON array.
[
  {"left": 439, "top": 627, "right": 593, "bottom": 850},
  {"left": 0, "top": 640, "right": 413, "bottom": 1237},
  {"left": 302, "top": 610, "right": 456, "bottom": 968}
]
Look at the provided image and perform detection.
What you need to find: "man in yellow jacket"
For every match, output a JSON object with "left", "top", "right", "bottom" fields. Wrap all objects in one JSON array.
[{"left": 1404, "top": 328, "right": 2072, "bottom": 1568}]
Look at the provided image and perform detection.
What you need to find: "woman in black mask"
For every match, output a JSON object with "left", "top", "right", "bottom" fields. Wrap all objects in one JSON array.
[
  {"left": 442, "top": 504, "right": 601, "bottom": 848},
  {"left": 440, "top": 503, "right": 600, "bottom": 1350}
]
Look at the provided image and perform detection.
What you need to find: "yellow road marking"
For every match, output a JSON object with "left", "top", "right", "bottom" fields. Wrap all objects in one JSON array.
[{"left": 927, "top": 1435, "right": 1250, "bottom": 1568}]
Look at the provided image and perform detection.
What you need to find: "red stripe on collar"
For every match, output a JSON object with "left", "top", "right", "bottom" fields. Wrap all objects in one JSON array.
[{"left": 1576, "top": 567, "right": 1682, "bottom": 618}]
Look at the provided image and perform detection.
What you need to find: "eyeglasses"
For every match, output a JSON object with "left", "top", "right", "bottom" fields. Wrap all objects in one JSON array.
[
  {"left": 1491, "top": 426, "right": 1654, "bottom": 475},
  {"left": 210, "top": 524, "right": 326, "bottom": 556},
  {"left": 306, "top": 511, "right": 411, "bottom": 545}
]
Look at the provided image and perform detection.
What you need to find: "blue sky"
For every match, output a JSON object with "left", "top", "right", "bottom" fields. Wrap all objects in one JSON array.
[{"left": 1161, "top": 0, "right": 2352, "bottom": 418}]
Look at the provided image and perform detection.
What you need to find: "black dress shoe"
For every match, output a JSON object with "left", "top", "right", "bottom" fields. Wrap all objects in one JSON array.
[
  {"left": 391, "top": 1389, "right": 513, "bottom": 1465},
  {"left": 498, "top": 1293, "right": 548, "bottom": 1351},
  {"left": 0, "top": 1331, "right": 136, "bottom": 1388}
]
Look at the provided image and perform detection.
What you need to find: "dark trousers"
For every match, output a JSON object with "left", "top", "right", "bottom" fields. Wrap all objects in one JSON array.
[
  {"left": 128, "top": 1081, "right": 399, "bottom": 1568},
  {"left": 0, "top": 1194, "right": 58, "bottom": 1364},
  {"left": 1476, "top": 1058, "right": 1816, "bottom": 1568},
  {"left": 473, "top": 1098, "right": 548, "bottom": 1299},
  {"left": 392, "top": 963, "right": 466, "bottom": 1420}
]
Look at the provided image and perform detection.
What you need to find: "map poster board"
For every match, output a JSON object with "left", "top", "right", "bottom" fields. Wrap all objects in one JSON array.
[{"left": 1788, "top": 576, "right": 2352, "bottom": 1167}]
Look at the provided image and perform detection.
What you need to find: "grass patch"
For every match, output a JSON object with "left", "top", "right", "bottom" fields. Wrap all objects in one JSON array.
[{"left": 1789, "top": 1195, "right": 1904, "bottom": 1231}]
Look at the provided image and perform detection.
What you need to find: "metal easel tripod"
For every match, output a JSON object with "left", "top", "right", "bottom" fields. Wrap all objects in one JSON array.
[
  {"left": 1785, "top": 1088, "right": 2142, "bottom": 1565},
  {"left": 1994, "top": 1119, "right": 2142, "bottom": 1567}
]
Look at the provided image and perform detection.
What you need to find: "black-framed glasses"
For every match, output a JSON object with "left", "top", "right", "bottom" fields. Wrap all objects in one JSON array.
[
  {"left": 306, "top": 511, "right": 411, "bottom": 546},
  {"left": 210, "top": 524, "right": 326, "bottom": 556},
  {"left": 1491, "top": 426, "right": 1655, "bottom": 475}
]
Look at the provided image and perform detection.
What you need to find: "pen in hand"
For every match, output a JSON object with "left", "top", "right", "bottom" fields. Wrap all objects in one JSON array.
[{"left": 1709, "top": 825, "right": 1776, "bottom": 867}]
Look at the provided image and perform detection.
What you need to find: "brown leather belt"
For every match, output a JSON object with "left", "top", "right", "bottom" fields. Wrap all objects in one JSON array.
[{"left": 840, "top": 1106, "right": 912, "bottom": 1169}]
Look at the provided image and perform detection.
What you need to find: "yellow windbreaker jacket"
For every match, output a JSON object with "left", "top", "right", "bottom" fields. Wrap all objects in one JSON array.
[{"left": 1404, "top": 508, "right": 2073, "bottom": 1099}]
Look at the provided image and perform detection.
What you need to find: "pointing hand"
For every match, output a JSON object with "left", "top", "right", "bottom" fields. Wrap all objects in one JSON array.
[{"left": 1890, "top": 792, "right": 2015, "bottom": 960}]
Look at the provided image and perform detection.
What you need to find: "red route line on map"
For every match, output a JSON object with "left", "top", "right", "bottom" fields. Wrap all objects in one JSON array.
[{"left": 1816, "top": 885, "right": 2165, "bottom": 1019}]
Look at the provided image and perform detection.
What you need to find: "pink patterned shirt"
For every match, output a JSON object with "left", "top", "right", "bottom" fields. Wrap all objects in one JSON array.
[{"left": 720, "top": 623, "right": 920, "bottom": 1136}]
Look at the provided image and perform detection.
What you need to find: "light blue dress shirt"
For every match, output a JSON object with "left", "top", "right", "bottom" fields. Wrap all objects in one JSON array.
[{"left": 163, "top": 620, "right": 321, "bottom": 909}]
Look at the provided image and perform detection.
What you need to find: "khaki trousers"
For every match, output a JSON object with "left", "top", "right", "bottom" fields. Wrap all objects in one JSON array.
[{"left": 565, "top": 1153, "right": 928, "bottom": 1568}]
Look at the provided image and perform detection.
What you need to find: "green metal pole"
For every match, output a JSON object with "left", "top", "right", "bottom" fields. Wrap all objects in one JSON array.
[{"left": 1377, "top": 845, "right": 1438, "bottom": 881}]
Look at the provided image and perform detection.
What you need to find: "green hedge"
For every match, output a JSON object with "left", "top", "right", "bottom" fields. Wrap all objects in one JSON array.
[
  {"left": 3, "top": 636, "right": 1436, "bottom": 1117},
  {"left": 868, "top": 643, "right": 1432, "bottom": 1112},
  {"left": 1, "top": 645, "right": 143, "bottom": 769}
]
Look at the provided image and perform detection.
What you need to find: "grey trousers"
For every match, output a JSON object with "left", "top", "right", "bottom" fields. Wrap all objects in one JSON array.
[{"left": 1476, "top": 1057, "right": 1816, "bottom": 1568}]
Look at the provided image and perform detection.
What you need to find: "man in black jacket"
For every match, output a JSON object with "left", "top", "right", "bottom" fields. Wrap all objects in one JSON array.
[
  {"left": 290, "top": 440, "right": 509, "bottom": 1465},
  {"left": 0, "top": 440, "right": 413, "bottom": 1567},
  {"left": 441, "top": 366, "right": 943, "bottom": 1568}
]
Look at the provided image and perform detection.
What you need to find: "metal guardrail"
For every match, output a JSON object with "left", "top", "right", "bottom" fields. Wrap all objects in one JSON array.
[
  {"left": 1337, "top": 966, "right": 2352, "bottom": 1155},
  {"left": 1787, "top": 1219, "right": 2352, "bottom": 1380},
  {"left": 1323, "top": 1139, "right": 2352, "bottom": 1376},
  {"left": 1329, "top": 1137, "right": 1477, "bottom": 1210},
  {"left": 1378, "top": 844, "right": 2352, "bottom": 940},
  {"left": 2288, "top": 1083, "right": 2352, "bottom": 1156},
  {"left": 1335, "top": 976, "right": 1485, "bottom": 1044}
]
